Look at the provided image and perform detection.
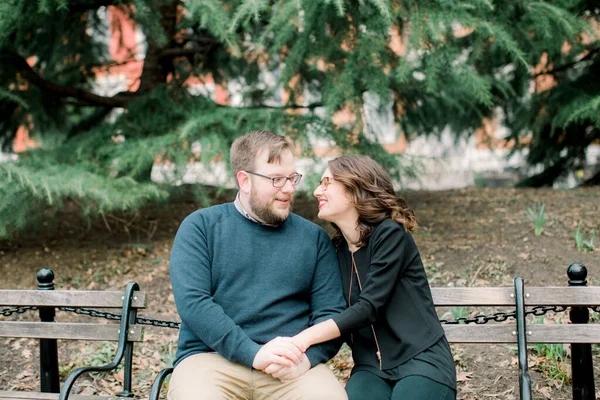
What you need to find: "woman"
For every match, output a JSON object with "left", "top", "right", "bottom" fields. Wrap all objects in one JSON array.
[{"left": 293, "top": 155, "right": 456, "bottom": 399}]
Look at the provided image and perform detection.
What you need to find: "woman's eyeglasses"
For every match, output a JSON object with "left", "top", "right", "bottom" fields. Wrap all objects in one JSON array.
[{"left": 318, "top": 176, "right": 334, "bottom": 190}]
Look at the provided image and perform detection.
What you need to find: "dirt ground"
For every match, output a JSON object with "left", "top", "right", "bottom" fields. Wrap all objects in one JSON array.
[{"left": 1, "top": 187, "right": 599, "bottom": 399}]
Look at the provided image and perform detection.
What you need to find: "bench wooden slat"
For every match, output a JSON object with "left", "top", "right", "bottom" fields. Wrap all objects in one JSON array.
[
  {"left": 0, "top": 391, "right": 120, "bottom": 400},
  {"left": 0, "top": 290, "right": 147, "bottom": 308},
  {"left": 432, "top": 288, "right": 516, "bottom": 306},
  {"left": 0, "top": 321, "right": 144, "bottom": 341},
  {"left": 443, "top": 323, "right": 600, "bottom": 343},
  {"left": 443, "top": 324, "right": 518, "bottom": 343},
  {"left": 527, "top": 324, "right": 600, "bottom": 343},
  {"left": 432, "top": 286, "right": 600, "bottom": 306},
  {"left": 522, "top": 287, "right": 600, "bottom": 306}
]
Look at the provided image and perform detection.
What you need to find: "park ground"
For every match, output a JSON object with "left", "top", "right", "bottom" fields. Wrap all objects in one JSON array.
[{"left": 1, "top": 187, "right": 599, "bottom": 399}]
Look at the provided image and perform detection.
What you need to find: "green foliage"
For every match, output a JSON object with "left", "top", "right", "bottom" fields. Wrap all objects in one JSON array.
[
  {"left": 452, "top": 307, "right": 468, "bottom": 320},
  {"left": 532, "top": 342, "right": 571, "bottom": 386},
  {"left": 574, "top": 224, "right": 596, "bottom": 252},
  {"left": 526, "top": 203, "right": 545, "bottom": 236},
  {"left": 557, "top": 95, "right": 600, "bottom": 129},
  {"left": 423, "top": 259, "right": 446, "bottom": 285},
  {"left": 0, "top": 0, "right": 597, "bottom": 238},
  {"left": 0, "top": 160, "right": 168, "bottom": 238},
  {"left": 60, "top": 342, "right": 119, "bottom": 377},
  {"left": 155, "top": 340, "right": 177, "bottom": 382},
  {"left": 505, "top": 1, "right": 599, "bottom": 186},
  {"left": 439, "top": 306, "right": 468, "bottom": 323}
]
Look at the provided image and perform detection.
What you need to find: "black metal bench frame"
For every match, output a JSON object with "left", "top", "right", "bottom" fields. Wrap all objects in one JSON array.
[
  {"left": 0, "top": 269, "right": 146, "bottom": 400},
  {"left": 439, "top": 264, "right": 599, "bottom": 400}
]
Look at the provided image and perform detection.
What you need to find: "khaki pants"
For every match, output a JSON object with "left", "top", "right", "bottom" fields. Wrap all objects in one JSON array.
[{"left": 167, "top": 353, "right": 348, "bottom": 400}]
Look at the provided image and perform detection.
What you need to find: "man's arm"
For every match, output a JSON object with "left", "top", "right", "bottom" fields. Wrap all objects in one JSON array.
[
  {"left": 263, "top": 231, "right": 345, "bottom": 378},
  {"left": 302, "top": 229, "right": 346, "bottom": 366},
  {"left": 170, "top": 215, "right": 301, "bottom": 368}
]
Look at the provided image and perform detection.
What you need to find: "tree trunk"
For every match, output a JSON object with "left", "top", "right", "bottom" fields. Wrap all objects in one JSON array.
[
  {"left": 581, "top": 169, "right": 600, "bottom": 186},
  {"left": 136, "top": 0, "right": 180, "bottom": 94},
  {"left": 516, "top": 160, "right": 567, "bottom": 187}
]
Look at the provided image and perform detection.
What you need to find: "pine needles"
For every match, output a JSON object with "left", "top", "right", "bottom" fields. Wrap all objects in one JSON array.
[{"left": 1, "top": 0, "right": 598, "bottom": 238}]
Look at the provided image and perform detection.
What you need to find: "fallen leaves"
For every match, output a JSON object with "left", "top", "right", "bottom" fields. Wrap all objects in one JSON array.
[
  {"left": 21, "top": 348, "right": 32, "bottom": 360},
  {"left": 536, "top": 385, "right": 553, "bottom": 399},
  {"left": 480, "top": 387, "right": 514, "bottom": 398},
  {"left": 15, "top": 369, "right": 34, "bottom": 380},
  {"left": 457, "top": 370, "right": 473, "bottom": 382},
  {"left": 2, "top": 187, "right": 600, "bottom": 399}
]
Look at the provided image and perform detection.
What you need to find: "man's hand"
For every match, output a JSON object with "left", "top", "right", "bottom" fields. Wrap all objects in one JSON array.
[
  {"left": 263, "top": 353, "right": 311, "bottom": 382},
  {"left": 252, "top": 337, "right": 303, "bottom": 370}
]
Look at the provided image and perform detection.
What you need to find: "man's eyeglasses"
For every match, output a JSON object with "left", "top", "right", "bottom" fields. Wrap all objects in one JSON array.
[
  {"left": 246, "top": 171, "right": 303, "bottom": 188},
  {"left": 318, "top": 177, "right": 334, "bottom": 190}
]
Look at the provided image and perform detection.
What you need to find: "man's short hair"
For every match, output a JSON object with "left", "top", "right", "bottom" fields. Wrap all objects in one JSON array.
[{"left": 230, "top": 130, "right": 291, "bottom": 180}]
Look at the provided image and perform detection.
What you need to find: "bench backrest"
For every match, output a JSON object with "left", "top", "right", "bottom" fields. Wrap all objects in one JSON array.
[
  {"left": 431, "top": 286, "right": 600, "bottom": 344},
  {"left": 0, "top": 290, "right": 147, "bottom": 342}
]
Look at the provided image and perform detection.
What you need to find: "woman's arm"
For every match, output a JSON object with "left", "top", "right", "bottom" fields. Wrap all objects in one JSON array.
[
  {"left": 292, "top": 319, "right": 341, "bottom": 352},
  {"left": 294, "top": 222, "right": 415, "bottom": 352},
  {"left": 332, "top": 222, "right": 413, "bottom": 334}
]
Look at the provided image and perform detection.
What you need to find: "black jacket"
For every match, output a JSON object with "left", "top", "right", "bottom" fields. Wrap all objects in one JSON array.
[{"left": 331, "top": 218, "right": 445, "bottom": 370}]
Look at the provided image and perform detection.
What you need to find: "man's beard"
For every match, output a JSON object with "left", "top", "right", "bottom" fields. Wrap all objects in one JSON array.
[{"left": 249, "top": 191, "right": 294, "bottom": 225}]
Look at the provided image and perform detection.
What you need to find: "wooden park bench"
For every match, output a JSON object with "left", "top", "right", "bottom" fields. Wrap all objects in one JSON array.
[
  {"left": 0, "top": 268, "right": 147, "bottom": 400},
  {"left": 3, "top": 265, "right": 597, "bottom": 400},
  {"left": 148, "top": 263, "right": 600, "bottom": 400},
  {"left": 432, "top": 263, "right": 600, "bottom": 400}
]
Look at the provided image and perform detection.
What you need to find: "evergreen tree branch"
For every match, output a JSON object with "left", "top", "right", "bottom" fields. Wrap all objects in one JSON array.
[
  {"left": 159, "top": 45, "right": 215, "bottom": 60},
  {"left": 56, "top": 60, "right": 140, "bottom": 77},
  {"left": 218, "top": 102, "right": 323, "bottom": 110},
  {"left": 177, "top": 34, "right": 221, "bottom": 45},
  {"left": 67, "top": 107, "right": 113, "bottom": 139},
  {"left": 2, "top": 50, "right": 136, "bottom": 108},
  {"left": 68, "top": 0, "right": 118, "bottom": 13},
  {"left": 533, "top": 47, "right": 599, "bottom": 77}
]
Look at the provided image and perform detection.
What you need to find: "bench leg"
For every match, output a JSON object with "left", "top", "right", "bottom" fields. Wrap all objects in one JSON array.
[
  {"left": 118, "top": 304, "right": 137, "bottom": 398},
  {"left": 568, "top": 263, "right": 595, "bottom": 400},
  {"left": 118, "top": 343, "right": 135, "bottom": 398},
  {"left": 38, "top": 268, "right": 60, "bottom": 393}
]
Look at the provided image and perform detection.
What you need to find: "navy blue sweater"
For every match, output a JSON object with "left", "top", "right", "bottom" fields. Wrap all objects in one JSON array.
[{"left": 170, "top": 203, "right": 346, "bottom": 368}]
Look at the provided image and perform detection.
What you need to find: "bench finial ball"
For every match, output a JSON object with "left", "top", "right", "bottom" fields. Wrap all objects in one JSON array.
[
  {"left": 37, "top": 268, "right": 55, "bottom": 287},
  {"left": 567, "top": 263, "right": 587, "bottom": 286}
]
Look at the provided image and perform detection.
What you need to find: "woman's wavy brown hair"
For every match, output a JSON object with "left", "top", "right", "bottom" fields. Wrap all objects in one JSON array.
[{"left": 328, "top": 155, "right": 417, "bottom": 249}]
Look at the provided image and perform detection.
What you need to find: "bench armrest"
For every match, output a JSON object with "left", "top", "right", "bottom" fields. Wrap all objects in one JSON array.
[
  {"left": 58, "top": 282, "right": 140, "bottom": 400},
  {"left": 150, "top": 367, "right": 174, "bottom": 400},
  {"left": 514, "top": 277, "right": 532, "bottom": 400}
]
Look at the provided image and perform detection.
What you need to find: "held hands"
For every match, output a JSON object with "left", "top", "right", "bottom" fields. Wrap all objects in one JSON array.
[
  {"left": 264, "top": 353, "right": 311, "bottom": 381},
  {"left": 254, "top": 321, "right": 337, "bottom": 381},
  {"left": 252, "top": 336, "right": 304, "bottom": 371},
  {"left": 252, "top": 335, "right": 312, "bottom": 382}
]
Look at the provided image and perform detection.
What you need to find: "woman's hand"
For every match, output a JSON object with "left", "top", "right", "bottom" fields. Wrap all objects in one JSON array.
[{"left": 291, "top": 332, "right": 311, "bottom": 353}]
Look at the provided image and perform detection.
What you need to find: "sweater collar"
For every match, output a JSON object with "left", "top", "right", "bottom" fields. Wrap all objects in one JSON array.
[{"left": 234, "top": 192, "right": 279, "bottom": 227}]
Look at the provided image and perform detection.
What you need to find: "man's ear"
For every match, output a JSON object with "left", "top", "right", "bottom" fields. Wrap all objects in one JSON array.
[{"left": 237, "top": 171, "right": 251, "bottom": 194}]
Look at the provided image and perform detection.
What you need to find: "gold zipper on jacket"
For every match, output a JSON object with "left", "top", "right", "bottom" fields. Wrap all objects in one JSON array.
[{"left": 350, "top": 253, "right": 383, "bottom": 370}]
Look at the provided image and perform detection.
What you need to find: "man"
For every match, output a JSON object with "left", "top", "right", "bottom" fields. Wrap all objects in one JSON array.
[{"left": 168, "top": 130, "right": 347, "bottom": 399}]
